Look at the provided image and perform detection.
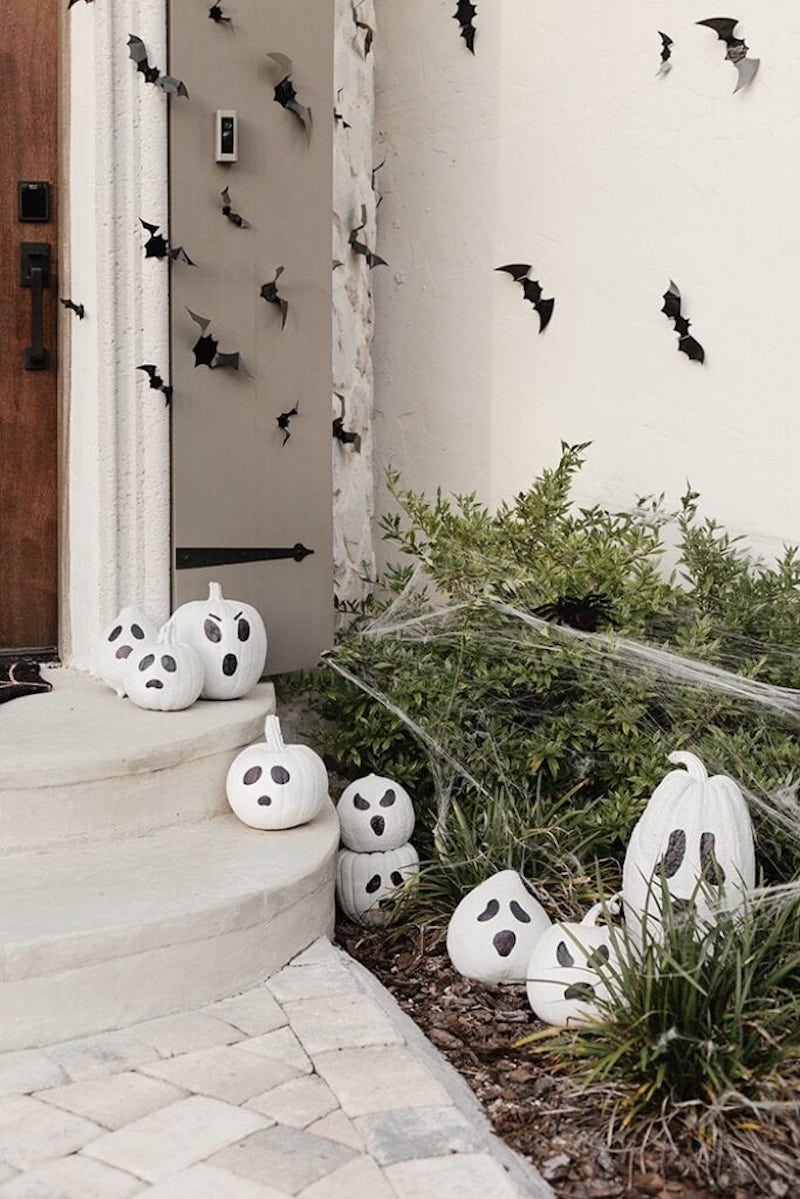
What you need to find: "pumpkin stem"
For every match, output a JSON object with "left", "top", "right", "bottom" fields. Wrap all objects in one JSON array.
[
  {"left": 263, "top": 714, "right": 285, "bottom": 749},
  {"left": 582, "top": 896, "right": 620, "bottom": 927},
  {"left": 208, "top": 581, "right": 223, "bottom": 603},
  {"left": 667, "top": 751, "right": 708, "bottom": 782},
  {"left": 158, "top": 623, "right": 176, "bottom": 647}
]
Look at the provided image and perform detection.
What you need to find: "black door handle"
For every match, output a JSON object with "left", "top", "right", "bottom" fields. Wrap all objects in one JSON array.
[{"left": 20, "top": 243, "right": 51, "bottom": 371}]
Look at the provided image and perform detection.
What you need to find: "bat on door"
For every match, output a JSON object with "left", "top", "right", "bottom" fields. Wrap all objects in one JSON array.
[
  {"left": 351, "top": 1, "right": 374, "bottom": 55},
  {"left": 276, "top": 403, "right": 299, "bottom": 445},
  {"left": 220, "top": 188, "right": 251, "bottom": 229},
  {"left": 140, "top": 219, "right": 195, "bottom": 265},
  {"left": 349, "top": 205, "right": 387, "bottom": 268},
  {"left": 267, "top": 53, "right": 312, "bottom": 136},
  {"left": 453, "top": 0, "right": 477, "bottom": 53},
  {"left": 657, "top": 32, "right": 673, "bottom": 75},
  {"left": 495, "top": 264, "right": 555, "bottom": 333},
  {"left": 186, "top": 310, "right": 242, "bottom": 371},
  {"left": 208, "top": 4, "right": 233, "bottom": 28},
  {"left": 696, "top": 18, "right": 759, "bottom": 92},
  {"left": 661, "top": 281, "right": 705, "bottom": 363},
  {"left": 128, "top": 35, "right": 189, "bottom": 97},
  {"left": 260, "top": 267, "right": 289, "bottom": 330},
  {"left": 137, "top": 363, "right": 173, "bottom": 405},
  {"left": 333, "top": 394, "right": 361, "bottom": 451}
]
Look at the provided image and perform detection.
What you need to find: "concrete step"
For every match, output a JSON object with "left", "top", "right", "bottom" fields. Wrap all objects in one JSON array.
[
  {"left": 0, "top": 668, "right": 277, "bottom": 851},
  {"left": 0, "top": 811, "right": 339, "bottom": 1051}
]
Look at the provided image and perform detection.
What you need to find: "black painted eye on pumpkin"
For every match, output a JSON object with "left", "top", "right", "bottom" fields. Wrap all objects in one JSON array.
[
  {"left": 108, "top": 625, "right": 122, "bottom": 642},
  {"left": 477, "top": 899, "right": 500, "bottom": 922},
  {"left": 556, "top": 941, "right": 575, "bottom": 968},
  {"left": 161, "top": 655, "right": 177, "bottom": 672},
  {"left": 660, "top": 829, "right": 686, "bottom": 879},
  {"left": 586, "top": 945, "right": 610, "bottom": 969},
  {"left": 204, "top": 618, "right": 222, "bottom": 643},
  {"left": 510, "top": 900, "right": 531, "bottom": 924},
  {"left": 700, "top": 831, "right": 726, "bottom": 885},
  {"left": 271, "top": 765, "right": 290, "bottom": 785},
  {"left": 132, "top": 624, "right": 145, "bottom": 639},
  {"left": 243, "top": 766, "right": 262, "bottom": 785},
  {"left": 379, "top": 789, "right": 396, "bottom": 807},
  {"left": 353, "top": 794, "right": 370, "bottom": 810},
  {"left": 390, "top": 871, "right": 403, "bottom": 886},
  {"left": 237, "top": 618, "right": 251, "bottom": 642},
  {"left": 138, "top": 654, "right": 156, "bottom": 671},
  {"left": 365, "top": 874, "right": 382, "bottom": 894}
]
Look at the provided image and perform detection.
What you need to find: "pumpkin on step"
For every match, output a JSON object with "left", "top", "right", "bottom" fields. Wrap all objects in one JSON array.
[
  {"left": 526, "top": 901, "right": 619, "bottom": 1027},
  {"left": 446, "top": 870, "right": 551, "bottom": 985},
  {"left": 622, "top": 751, "right": 756, "bottom": 945},
  {"left": 336, "top": 844, "right": 420, "bottom": 926},
  {"left": 164, "top": 581, "right": 267, "bottom": 700},
  {"left": 336, "top": 773, "right": 415, "bottom": 852},
  {"left": 124, "top": 625, "right": 204, "bottom": 712},
  {"left": 226, "top": 714, "right": 328, "bottom": 830},
  {"left": 96, "top": 606, "right": 159, "bottom": 697}
]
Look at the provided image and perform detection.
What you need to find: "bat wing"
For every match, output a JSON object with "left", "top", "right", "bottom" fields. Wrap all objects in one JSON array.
[
  {"left": 220, "top": 187, "right": 232, "bottom": 207},
  {"left": 661, "top": 282, "right": 682, "bottom": 321},
  {"left": 535, "top": 297, "right": 555, "bottom": 333},
  {"left": 496, "top": 263, "right": 531, "bottom": 281},
  {"left": 679, "top": 335, "right": 705, "bottom": 364},
  {"left": 137, "top": 364, "right": 158, "bottom": 381},
  {"left": 168, "top": 246, "right": 196, "bottom": 265},
  {"left": 696, "top": 17, "right": 739, "bottom": 45},
  {"left": 268, "top": 51, "right": 294, "bottom": 75},
  {"left": 733, "top": 56, "right": 759, "bottom": 92},
  {"left": 186, "top": 308, "right": 211, "bottom": 334},
  {"left": 454, "top": 0, "right": 477, "bottom": 53},
  {"left": 140, "top": 218, "right": 160, "bottom": 235},
  {"left": 213, "top": 350, "right": 241, "bottom": 371},
  {"left": 158, "top": 75, "right": 189, "bottom": 97},
  {"left": 127, "top": 35, "right": 149, "bottom": 66}
]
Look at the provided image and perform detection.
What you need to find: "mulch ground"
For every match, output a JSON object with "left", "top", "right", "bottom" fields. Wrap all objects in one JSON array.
[{"left": 336, "top": 919, "right": 789, "bottom": 1199}]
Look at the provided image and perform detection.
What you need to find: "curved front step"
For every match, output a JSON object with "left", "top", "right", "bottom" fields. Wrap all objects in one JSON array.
[
  {"left": 0, "top": 810, "right": 339, "bottom": 1051},
  {"left": 0, "top": 669, "right": 277, "bottom": 850}
]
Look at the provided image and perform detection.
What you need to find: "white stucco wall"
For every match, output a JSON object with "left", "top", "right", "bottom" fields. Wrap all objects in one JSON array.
[{"left": 373, "top": 1, "right": 800, "bottom": 561}]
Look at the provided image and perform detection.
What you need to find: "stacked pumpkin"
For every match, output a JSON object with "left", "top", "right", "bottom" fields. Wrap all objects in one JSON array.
[
  {"left": 446, "top": 750, "right": 756, "bottom": 1027},
  {"left": 335, "top": 774, "right": 420, "bottom": 926},
  {"left": 96, "top": 581, "right": 267, "bottom": 710}
]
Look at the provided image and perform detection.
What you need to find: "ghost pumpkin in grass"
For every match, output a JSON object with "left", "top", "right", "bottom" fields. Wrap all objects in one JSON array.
[
  {"left": 337, "top": 773, "right": 415, "bottom": 852},
  {"left": 622, "top": 750, "right": 756, "bottom": 946},
  {"left": 336, "top": 844, "right": 420, "bottom": 926},
  {"left": 96, "top": 606, "right": 159, "bottom": 697},
  {"left": 446, "top": 870, "right": 551, "bottom": 985},
  {"left": 164, "top": 582, "right": 267, "bottom": 700},
  {"left": 226, "top": 714, "right": 328, "bottom": 830},
  {"left": 526, "top": 901, "right": 619, "bottom": 1027},
  {"left": 124, "top": 625, "right": 204, "bottom": 712}
]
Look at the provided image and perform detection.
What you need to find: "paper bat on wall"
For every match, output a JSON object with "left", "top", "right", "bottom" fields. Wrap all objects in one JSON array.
[
  {"left": 349, "top": 205, "right": 387, "bottom": 268},
  {"left": 276, "top": 403, "right": 299, "bottom": 445},
  {"left": 697, "top": 18, "right": 759, "bottom": 92},
  {"left": 260, "top": 267, "right": 289, "bottom": 330},
  {"left": 60, "top": 298, "right": 85, "bottom": 320},
  {"left": 186, "top": 309, "right": 242, "bottom": 371},
  {"left": 453, "top": 0, "right": 477, "bottom": 53},
  {"left": 138, "top": 363, "right": 173, "bottom": 405},
  {"left": 128, "top": 35, "right": 189, "bottom": 97},
  {"left": 267, "top": 53, "right": 312, "bottom": 136},
  {"left": 220, "top": 188, "right": 250, "bottom": 229},
  {"left": 662, "top": 281, "right": 705, "bottom": 363},
  {"left": 333, "top": 394, "right": 361, "bottom": 451},
  {"left": 140, "top": 219, "right": 195, "bottom": 265},
  {"left": 657, "top": 32, "right": 673, "bottom": 75},
  {"left": 495, "top": 264, "right": 554, "bottom": 333},
  {"left": 208, "top": 4, "right": 233, "bottom": 28},
  {"left": 351, "top": 1, "right": 374, "bottom": 55}
]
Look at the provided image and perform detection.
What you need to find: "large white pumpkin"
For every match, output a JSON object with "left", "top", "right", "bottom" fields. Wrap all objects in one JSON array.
[
  {"left": 446, "top": 870, "right": 551, "bottom": 986},
  {"left": 622, "top": 751, "right": 756, "bottom": 945},
  {"left": 96, "top": 606, "right": 159, "bottom": 697},
  {"left": 526, "top": 901, "right": 619, "bottom": 1027},
  {"left": 336, "top": 844, "right": 419, "bottom": 926},
  {"left": 336, "top": 773, "right": 415, "bottom": 852},
  {"left": 164, "top": 581, "right": 267, "bottom": 700},
  {"left": 226, "top": 714, "right": 328, "bottom": 830},
  {"left": 124, "top": 625, "right": 204, "bottom": 712}
]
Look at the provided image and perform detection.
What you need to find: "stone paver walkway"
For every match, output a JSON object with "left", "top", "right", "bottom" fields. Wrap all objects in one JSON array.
[{"left": 0, "top": 939, "right": 550, "bottom": 1198}]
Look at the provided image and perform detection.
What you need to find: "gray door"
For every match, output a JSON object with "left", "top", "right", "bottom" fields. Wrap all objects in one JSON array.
[{"left": 169, "top": 0, "right": 334, "bottom": 675}]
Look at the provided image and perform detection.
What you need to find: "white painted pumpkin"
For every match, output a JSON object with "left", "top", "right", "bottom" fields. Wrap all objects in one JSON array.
[
  {"left": 336, "top": 844, "right": 419, "bottom": 926},
  {"left": 446, "top": 870, "right": 551, "bottom": 985},
  {"left": 124, "top": 624, "right": 204, "bottom": 712},
  {"left": 164, "top": 581, "right": 267, "bottom": 700},
  {"left": 622, "top": 751, "right": 756, "bottom": 946},
  {"left": 226, "top": 714, "right": 328, "bottom": 830},
  {"left": 337, "top": 773, "right": 415, "bottom": 852},
  {"left": 96, "top": 606, "right": 159, "bottom": 697},
  {"left": 526, "top": 901, "right": 619, "bottom": 1027}
]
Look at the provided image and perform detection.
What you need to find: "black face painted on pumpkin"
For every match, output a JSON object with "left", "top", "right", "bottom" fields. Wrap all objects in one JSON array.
[
  {"left": 108, "top": 619, "right": 146, "bottom": 661},
  {"left": 240, "top": 762, "right": 292, "bottom": 808},
  {"left": 526, "top": 908, "right": 616, "bottom": 1027},
  {"left": 337, "top": 773, "right": 415, "bottom": 851},
  {"left": 446, "top": 870, "right": 551, "bottom": 985},
  {"left": 475, "top": 896, "right": 537, "bottom": 958},
  {"left": 335, "top": 845, "right": 421, "bottom": 927},
  {"left": 659, "top": 828, "right": 727, "bottom": 890},
  {"left": 167, "top": 582, "right": 268, "bottom": 702}
]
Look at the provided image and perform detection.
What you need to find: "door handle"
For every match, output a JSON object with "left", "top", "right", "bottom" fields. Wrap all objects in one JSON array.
[{"left": 20, "top": 243, "right": 51, "bottom": 371}]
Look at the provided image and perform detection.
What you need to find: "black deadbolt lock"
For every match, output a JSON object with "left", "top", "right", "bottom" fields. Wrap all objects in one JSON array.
[{"left": 18, "top": 181, "right": 51, "bottom": 223}]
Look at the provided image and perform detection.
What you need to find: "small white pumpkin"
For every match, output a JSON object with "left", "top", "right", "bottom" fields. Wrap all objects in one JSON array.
[
  {"left": 526, "top": 901, "right": 619, "bottom": 1027},
  {"left": 124, "top": 624, "right": 204, "bottom": 712},
  {"left": 226, "top": 714, "right": 328, "bottom": 830},
  {"left": 622, "top": 751, "right": 756, "bottom": 946},
  {"left": 446, "top": 870, "right": 551, "bottom": 985},
  {"left": 336, "top": 773, "right": 415, "bottom": 852},
  {"left": 336, "top": 844, "right": 419, "bottom": 926},
  {"left": 164, "top": 581, "right": 267, "bottom": 700},
  {"left": 96, "top": 606, "right": 159, "bottom": 697}
]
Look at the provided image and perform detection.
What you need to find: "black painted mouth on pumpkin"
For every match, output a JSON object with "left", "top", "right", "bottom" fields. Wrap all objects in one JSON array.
[
  {"left": 145, "top": 679, "right": 164, "bottom": 689},
  {"left": 370, "top": 815, "right": 385, "bottom": 836},
  {"left": 222, "top": 653, "right": 238, "bottom": 676},
  {"left": 564, "top": 982, "right": 595, "bottom": 1001},
  {"left": 115, "top": 645, "right": 133, "bottom": 659},
  {"left": 257, "top": 795, "right": 272, "bottom": 806},
  {"left": 493, "top": 929, "right": 516, "bottom": 957}
]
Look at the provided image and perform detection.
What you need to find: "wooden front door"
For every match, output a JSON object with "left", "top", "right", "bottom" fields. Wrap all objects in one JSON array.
[{"left": 0, "top": 0, "right": 59, "bottom": 655}]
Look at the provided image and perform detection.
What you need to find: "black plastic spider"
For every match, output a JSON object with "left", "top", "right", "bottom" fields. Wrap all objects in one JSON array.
[{"left": 532, "top": 592, "right": 613, "bottom": 633}]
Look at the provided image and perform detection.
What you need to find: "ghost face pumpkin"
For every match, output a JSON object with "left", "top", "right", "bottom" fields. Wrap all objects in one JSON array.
[
  {"left": 165, "top": 582, "right": 267, "bottom": 700},
  {"left": 526, "top": 902, "right": 619, "bottom": 1027},
  {"left": 446, "top": 870, "right": 551, "bottom": 985},
  {"left": 226, "top": 714, "right": 328, "bottom": 830},
  {"left": 96, "top": 606, "right": 159, "bottom": 697},
  {"left": 337, "top": 774, "right": 415, "bottom": 852},
  {"left": 124, "top": 626, "right": 204, "bottom": 712},
  {"left": 622, "top": 751, "right": 756, "bottom": 946},
  {"left": 336, "top": 844, "right": 419, "bottom": 927}
]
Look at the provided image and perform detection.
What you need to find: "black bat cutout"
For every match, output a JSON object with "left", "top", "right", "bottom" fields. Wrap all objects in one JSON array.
[
  {"left": 453, "top": 0, "right": 477, "bottom": 53},
  {"left": 697, "top": 18, "right": 759, "bottom": 92},
  {"left": 495, "top": 264, "right": 555, "bottom": 333},
  {"left": 140, "top": 219, "right": 195, "bottom": 265},
  {"left": 0, "top": 660, "right": 53, "bottom": 705},
  {"left": 351, "top": 1, "right": 374, "bottom": 55},
  {"left": 186, "top": 309, "right": 242, "bottom": 371},
  {"left": 60, "top": 298, "right": 85, "bottom": 320},
  {"left": 267, "top": 52, "right": 312, "bottom": 136},
  {"left": 334, "top": 110, "right": 352, "bottom": 129},
  {"left": 533, "top": 593, "right": 613, "bottom": 633},
  {"left": 657, "top": 31, "right": 673, "bottom": 76},
  {"left": 220, "top": 188, "right": 251, "bottom": 229},
  {"left": 128, "top": 35, "right": 189, "bottom": 97},
  {"left": 208, "top": 4, "right": 233, "bottom": 29},
  {"left": 662, "top": 281, "right": 705, "bottom": 364},
  {"left": 260, "top": 267, "right": 289, "bottom": 330},
  {"left": 276, "top": 403, "right": 299, "bottom": 446},
  {"left": 333, "top": 393, "right": 361, "bottom": 451},
  {"left": 349, "top": 205, "right": 387, "bottom": 268},
  {"left": 138, "top": 363, "right": 173, "bottom": 406}
]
